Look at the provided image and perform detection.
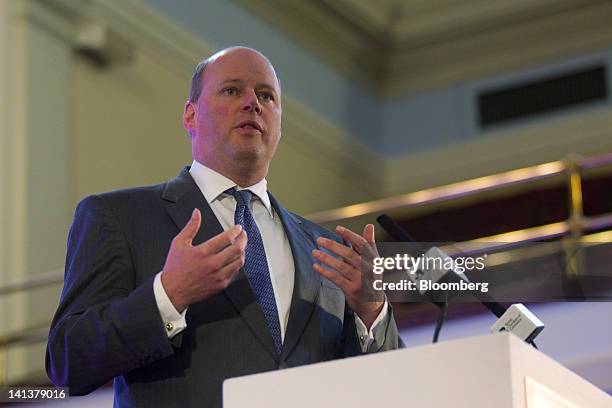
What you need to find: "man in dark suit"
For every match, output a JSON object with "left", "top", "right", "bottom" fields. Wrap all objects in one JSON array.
[{"left": 46, "top": 46, "right": 403, "bottom": 407}]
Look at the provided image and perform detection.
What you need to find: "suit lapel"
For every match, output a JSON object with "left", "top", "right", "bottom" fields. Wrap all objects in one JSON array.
[
  {"left": 162, "top": 167, "right": 277, "bottom": 360},
  {"left": 269, "top": 194, "right": 321, "bottom": 361},
  {"left": 162, "top": 167, "right": 224, "bottom": 246}
]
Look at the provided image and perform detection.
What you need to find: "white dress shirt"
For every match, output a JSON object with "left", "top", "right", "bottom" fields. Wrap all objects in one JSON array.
[{"left": 153, "top": 161, "right": 388, "bottom": 351}]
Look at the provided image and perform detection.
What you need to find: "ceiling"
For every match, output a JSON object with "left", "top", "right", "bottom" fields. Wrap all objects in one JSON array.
[{"left": 234, "top": 0, "right": 612, "bottom": 98}]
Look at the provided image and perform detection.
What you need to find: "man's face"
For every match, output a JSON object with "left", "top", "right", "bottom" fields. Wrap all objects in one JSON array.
[{"left": 184, "top": 48, "right": 282, "bottom": 180}]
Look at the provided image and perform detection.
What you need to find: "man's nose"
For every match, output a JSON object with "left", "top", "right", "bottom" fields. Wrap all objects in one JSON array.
[{"left": 242, "top": 92, "right": 262, "bottom": 114}]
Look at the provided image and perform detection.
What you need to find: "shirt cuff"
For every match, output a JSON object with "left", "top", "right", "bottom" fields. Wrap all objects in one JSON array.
[
  {"left": 354, "top": 298, "right": 390, "bottom": 352},
  {"left": 153, "top": 271, "right": 188, "bottom": 338}
]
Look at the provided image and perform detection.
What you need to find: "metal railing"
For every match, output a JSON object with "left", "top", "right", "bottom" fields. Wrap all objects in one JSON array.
[
  {"left": 307, "top": 153, "right": 612, "bottom": 246},
  {"left": 0, "top": 269, "right": 64, "bottom": 385},
  {"left": 0, "top": 268, "right": 64, "bottom": 297},
  {"left": 1, "top": 153, "right": 611, "bottom": 384}
]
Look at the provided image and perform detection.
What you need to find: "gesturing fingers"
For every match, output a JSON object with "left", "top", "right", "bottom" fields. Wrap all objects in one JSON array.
[
  {"left": 196, "top": 224, "right": 244, "bottom": 255},
  {"left": 312, "top": 249, "right": 358, "bottom": 284},
  {"left": 362, "top": 224, "right": 375, "bottom": 244},
  {"left": 163, "top": 220, "right": 248, "bottom": 311},
  {"left": 315, "top": 237, "right": 360, "bottom": 269},
  {"left": 312, "top": 263, "right": 357, "bottom": 294},
  {"left": 201, "top": 228, "right": 247, "bottom": 273},
  {"left": 336, "top": 224, "right": 379, "bottom": 260},
  {"left": 217, "top": 229, "right": 247, "bottom": 264},
  {"left": 175, "top": 208, "right": 202, "bottom": 244},
  {"left": 312, "top": 227, "right": 385, "bottom": 326},
  {"left": 335, "top": 226, "right": 368, "bottom": 252},
  {"left": 213, "top": 250, "right": 246, "bottom": 286}
]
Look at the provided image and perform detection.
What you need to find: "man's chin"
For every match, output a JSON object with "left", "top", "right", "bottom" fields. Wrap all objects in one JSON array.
[{"left": 230, "top": 148, "right": 266, "bottom": 164}]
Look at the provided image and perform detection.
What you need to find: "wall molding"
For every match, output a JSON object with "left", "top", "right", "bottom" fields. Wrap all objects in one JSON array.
[
  {"left": 31, "top": 0, "right": 612, "bottom": 200},
  {"left": 235, "top": 0, "right": 612, "bottom": 99},
  {"left": 387, "top": 1, "right": 612, "bottom": 98},
  {"left": 385, "top": 106, "right": 612, "bottom": 195}
]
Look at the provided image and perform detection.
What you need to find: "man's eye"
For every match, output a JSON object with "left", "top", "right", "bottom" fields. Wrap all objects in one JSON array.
[
  {"left": 257, "top": 92, "right": 274, "bottom": 102},
  {"left": 222, "top": 87, "right": 238, "bottom": 96}
]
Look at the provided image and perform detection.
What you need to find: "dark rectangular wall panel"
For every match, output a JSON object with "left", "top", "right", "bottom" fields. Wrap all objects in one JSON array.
[{"left": 479, "top": 65, "right": 608, "bottom": 127}]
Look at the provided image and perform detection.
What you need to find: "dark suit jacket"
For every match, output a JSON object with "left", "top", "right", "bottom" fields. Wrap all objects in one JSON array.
[{"left": 46, "top": 167, "right": 403, "bottom": 407}]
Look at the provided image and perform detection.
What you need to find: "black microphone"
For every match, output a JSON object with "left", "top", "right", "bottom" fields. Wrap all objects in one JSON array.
[
  {"left": 377, "top": 214, "right": 505, "bottom": 318},
  {"left": 376, "top": 214, "right": 545, "bottom": 343},
  {"left": 376, "top": 213, "right": 418, "bottom": 245}
]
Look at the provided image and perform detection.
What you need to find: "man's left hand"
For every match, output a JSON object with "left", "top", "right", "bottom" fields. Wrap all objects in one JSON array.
[{"left": 312, "top": 224, "right": 385, "bottom": 329}]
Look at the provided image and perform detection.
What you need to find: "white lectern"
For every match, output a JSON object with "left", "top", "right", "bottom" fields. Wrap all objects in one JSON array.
[{"left": 224, "top": 333, "right": 611, "bottom": 407}]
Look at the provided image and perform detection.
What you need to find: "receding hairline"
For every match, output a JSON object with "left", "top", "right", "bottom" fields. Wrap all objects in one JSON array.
[{"left": 188, "top": 46, "right": 280, "bottom": 103}]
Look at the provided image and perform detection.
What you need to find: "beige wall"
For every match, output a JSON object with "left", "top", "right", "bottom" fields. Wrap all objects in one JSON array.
[
  {"left": 1, "top": 0, "right": 74, "bottom": 382},
  {"left": 269, "top": 134, "right": 375, "bottom": 213},
  {"left": 72, "top": 50, "right": 191, "bottom": 204}
]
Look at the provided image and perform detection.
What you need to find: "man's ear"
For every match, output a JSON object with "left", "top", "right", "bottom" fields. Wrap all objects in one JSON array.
[{"left": 183, "top": 101, "right": 196, "bottom": 135}]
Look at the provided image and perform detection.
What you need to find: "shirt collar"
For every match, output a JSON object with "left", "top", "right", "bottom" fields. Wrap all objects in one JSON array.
[{"left": 189, "top": 160, "right": 273, "bottom": 217}]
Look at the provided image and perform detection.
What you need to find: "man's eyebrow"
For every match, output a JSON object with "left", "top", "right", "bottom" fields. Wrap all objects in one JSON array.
[
  {"left": 220, "top": 79, "right": 244, "bottom": 85},
  {"left": 219, "top": 79, "right": 278, "bottom": 93}
]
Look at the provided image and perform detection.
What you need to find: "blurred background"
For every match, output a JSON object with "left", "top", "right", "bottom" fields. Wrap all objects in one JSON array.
[{"left": 1, "top": 0, "right": 611, "bottom": 405}]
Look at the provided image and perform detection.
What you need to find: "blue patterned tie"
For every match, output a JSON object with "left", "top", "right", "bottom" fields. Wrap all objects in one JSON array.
[{"left": 227, "top": 188, "right": 282, "bottom": 354}]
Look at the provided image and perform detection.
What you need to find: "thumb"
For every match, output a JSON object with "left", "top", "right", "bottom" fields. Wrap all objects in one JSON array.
[
  {"left": 179, "top": 208, "right": 202, "bottom": 243},
  {"left": 363, "top": 224, "right": 375, "bottom": 244}
]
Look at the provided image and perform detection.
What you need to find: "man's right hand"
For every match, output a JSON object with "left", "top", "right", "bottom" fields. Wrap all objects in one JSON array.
[{"left": 161, "top": 208, "right": 247, "bottom": 312}]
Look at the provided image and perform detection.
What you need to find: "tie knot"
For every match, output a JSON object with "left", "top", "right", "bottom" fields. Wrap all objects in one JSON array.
[{"left": 226, "top": 187, "right": 253, "bottom": 208}]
